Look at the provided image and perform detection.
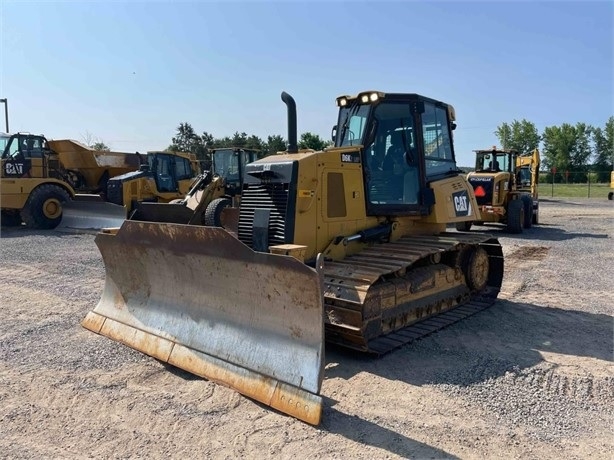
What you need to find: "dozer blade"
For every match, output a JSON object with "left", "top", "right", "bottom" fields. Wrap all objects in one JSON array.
[
  {"left": 82, "top": 221, "right": 325, "bottom": 425},
  {"left": 58, "top": 198, "right": 127, "bottom": 232}
]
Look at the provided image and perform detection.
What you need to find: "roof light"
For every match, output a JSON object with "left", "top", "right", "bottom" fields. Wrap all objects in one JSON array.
[
  {"left": 369, "top": 92, "right": 379, "bottom": 102},
  {"left": 335, "top": 97, "right": 348, "bottom": 107},
  {"left": 361, "top": 94, "right": 369, "bottom": 103}
]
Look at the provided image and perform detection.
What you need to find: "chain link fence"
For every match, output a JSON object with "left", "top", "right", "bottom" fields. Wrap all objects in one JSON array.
[{"left": 539, "top": 170, "right": 613, "bottom": 198}]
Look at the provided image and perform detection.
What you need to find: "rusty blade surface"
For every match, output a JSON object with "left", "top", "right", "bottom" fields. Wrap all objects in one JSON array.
[
  {"left": 58, "top": 200, "right": 127, "bottom": 232},
  {"left": 84, "top": 221, "right": 325, "bottom": 423}
]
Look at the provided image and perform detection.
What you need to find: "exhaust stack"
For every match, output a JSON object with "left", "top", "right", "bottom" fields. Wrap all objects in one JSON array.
[{"left": 281, "top": 91, "right": 298, "bottom": 153}]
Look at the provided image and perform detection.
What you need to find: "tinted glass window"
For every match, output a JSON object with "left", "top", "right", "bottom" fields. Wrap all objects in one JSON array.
[
  {"left": 174, "top": 157, "right": 192, "bottom": 180},
  {"left": 422, "top": 103, "right": 456, "bottom": 178},
  {"left": 337, "top": 104, "right": 370, "bottom": 146}
]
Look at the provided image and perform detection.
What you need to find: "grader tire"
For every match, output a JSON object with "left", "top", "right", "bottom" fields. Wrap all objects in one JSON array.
[
  {"left": 506, "top": 199, "right": 524, "bottom": 234},
  {"left": 21, "top": 184, "right": 70, "bottom": 229}
]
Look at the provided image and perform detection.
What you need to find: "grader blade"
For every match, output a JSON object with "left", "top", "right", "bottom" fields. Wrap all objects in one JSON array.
[
  {"left": 82, "top": 221, "right": 325, "bottom": 425},
  {"left": 58, "top": 199, "right": 127, "bottom": 232}
]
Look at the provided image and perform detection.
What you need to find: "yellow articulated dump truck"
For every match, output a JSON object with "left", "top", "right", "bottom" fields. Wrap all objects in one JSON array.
[
  {"left": 82, "top": 91, "right": 504, "bottom": 425},
  {"left": 0, "top": 133, "right": 142, "bottom": 229}
]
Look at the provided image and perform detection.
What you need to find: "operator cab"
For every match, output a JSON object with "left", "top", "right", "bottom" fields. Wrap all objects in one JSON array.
[
  {"left": 212, "top": 148, "right": 259, "bottom": 195},
  {"left": 147, "top": 152, "right": 194, "bottom": 193},
  {"left": 474, "top": 148, "right": 518, "bottom": 174},
  {"left": 333, "top": 92, "right": 459, "bottom": 216},
  {"left": 1, "top": 133, "right": 49, "bottom": 160},
  {"left": 1, "top": 133, "right": 51, "bottom": 178}
]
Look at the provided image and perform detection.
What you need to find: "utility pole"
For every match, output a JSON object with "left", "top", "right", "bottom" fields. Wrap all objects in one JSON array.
[{"left": 0, "top": 98, "right": 8, "bottom": 133}]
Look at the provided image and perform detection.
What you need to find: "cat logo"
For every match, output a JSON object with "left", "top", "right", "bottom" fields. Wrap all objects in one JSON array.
[
  {"left": 452, "top": 190, "right": 472, "bottom": 217},
  {"left": 4, "top": 162, "right": 24, "bottom": 176}
]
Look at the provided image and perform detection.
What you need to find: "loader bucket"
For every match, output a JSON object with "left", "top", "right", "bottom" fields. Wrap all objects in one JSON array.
[
  {"left": 82, "top": 221, "right": 325, "bottom": 425},
  {"left": 129, "top": 202, "right": 195, "bottom": 224},
  {"left": 58, "top": 199, "right": 127, "bottom": 232}
]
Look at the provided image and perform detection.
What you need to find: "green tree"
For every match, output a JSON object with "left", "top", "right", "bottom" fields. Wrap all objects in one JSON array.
[
  {"left": 298, "top": 132, "right": 329, "bottom": 151},
  {"left": 542, "top": 122, "right": 593, "bottom": 182},
  {"left": 266, "top": 134, "right": 286, "bottom": 155},
  {"left": 91, "top": 141, "right": 110, "bottom": 151},
  {"left": 168, "top": 122, "right": 209, "bottom": 162},
  {"left": 494, "top": 119, "right": 540, "bottom": 153}
]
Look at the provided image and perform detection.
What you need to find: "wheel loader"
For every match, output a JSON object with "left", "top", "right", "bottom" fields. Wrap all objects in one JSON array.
[
  {"left": 82, "top": 91, "right": 504, "bottom": 425},
  {"left": 0, "top": 133, "right": 142, "bottom": 229},
  {"left": 460, "top": 147, "right": 539, "bottom": 233},
  {"left": 127, "top": 147, "right": 258, "bottom": 228}
]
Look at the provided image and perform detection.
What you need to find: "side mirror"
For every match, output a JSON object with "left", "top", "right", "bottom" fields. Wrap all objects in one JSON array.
[{"left": 331, "top": 125, "right": 337, "bottom": 143}]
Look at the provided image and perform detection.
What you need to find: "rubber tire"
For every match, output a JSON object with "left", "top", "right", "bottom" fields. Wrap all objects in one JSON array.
[
  {"left": 532, "top": 208, "right": 539, "bottom": 225},
  {"left": 204, "top": 198, "right": 231, "bottom": 227},
  {"left": 21, "top": 184, "right": 70, "bottom": 229},
  {"left": 608, "top": 192, "right": 613, "bottom": 201},
  {"left": 456, "top": 221, "right": 472, "bottom": 232},
  {"left": 521, "top": 195, "right": 533, "bottom": 229},
  {"left": 506, "top": 199, "right": 524, "bottom": 234},
  {"left": 1, "top": 210, "right": 22, "bottom": 227}
]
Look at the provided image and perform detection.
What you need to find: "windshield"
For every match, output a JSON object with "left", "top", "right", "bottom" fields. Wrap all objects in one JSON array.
[
  {"left": 0, "top": 135, "right": 9, "bottom": 154},
  {"left": 213, "top": 149, "right": 240, "bottom": 181},
  {"left": 475, "top": 152, "right": 511, "bottom": 172},
  {"left": 336, "top": 103, "right": 371, "bottom": 146}
]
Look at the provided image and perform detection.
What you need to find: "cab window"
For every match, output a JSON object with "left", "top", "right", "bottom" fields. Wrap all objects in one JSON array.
[{"left": 422, "top": 103, "right": 456, "bottom": 179}]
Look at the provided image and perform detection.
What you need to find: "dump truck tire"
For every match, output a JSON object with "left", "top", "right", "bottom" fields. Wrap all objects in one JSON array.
[
  {"left": 21, "top": 184, "right": 70, "bottom": 229},
  {"left": 506, "top": 199, "right": 523, "bottom": 234},
  {"left": 521, "top": 195, "right": 533, "bottom": 229},
  {"left": 456, "top": 220, "right": 472, "bottom": 232},
  {"left": 1, "top": 210, "right": 22, "bottom": 227},
  {"left": 204, "top": 198, "right": 231, "bottom": 227},
  {"left": 608, "top": 192, "right": 613, "bottom": 201}
]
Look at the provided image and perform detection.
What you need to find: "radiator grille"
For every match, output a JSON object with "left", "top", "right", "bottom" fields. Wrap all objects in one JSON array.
[{"left": 238, "top": 183, "right": 289, "bottom": 248}]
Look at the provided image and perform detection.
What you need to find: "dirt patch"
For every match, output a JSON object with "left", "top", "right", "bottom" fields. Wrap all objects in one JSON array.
[{"left": 1, "top": 200, "right": 613, "bottom": 459}]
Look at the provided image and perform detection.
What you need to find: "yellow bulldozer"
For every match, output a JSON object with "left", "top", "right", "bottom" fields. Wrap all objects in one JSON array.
[
  {"left": 460, "top": 147, "right": 540, "bottom": 233},
  {"left": 58, "top": 149, "right": 202, "bottom": 230},
  {"left": 0, "top": 133, "right": 143, "bottom": 229},
  {"left": 82, "top": 91, "right": 504, "bottom": 425}
]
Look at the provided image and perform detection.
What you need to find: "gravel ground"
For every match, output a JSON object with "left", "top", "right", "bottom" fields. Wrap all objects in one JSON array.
[{"left": 0, "top": 198, "right": 612, "bottom": 459}]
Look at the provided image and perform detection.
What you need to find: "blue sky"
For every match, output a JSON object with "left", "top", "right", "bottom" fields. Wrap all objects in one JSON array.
[{"left": 1, "top": 0, "right": 612, "bottom": 166}]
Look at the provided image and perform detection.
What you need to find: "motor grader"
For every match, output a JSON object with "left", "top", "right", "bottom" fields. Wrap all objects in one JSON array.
[
  {"left": 0, "top": 133, "right": 142, "bottom": 229},
  {"left": 460, "top": 147, "right": 539, "bottom": 233},
  {"left": 82, "top": 91, "right": 504, "bottom": 425}
]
